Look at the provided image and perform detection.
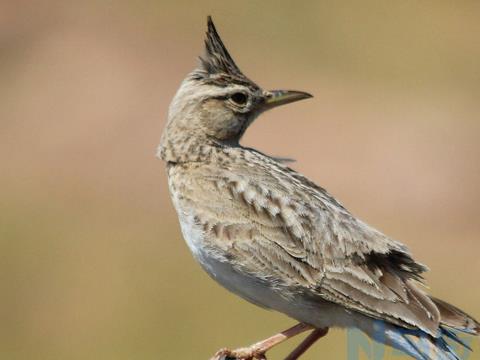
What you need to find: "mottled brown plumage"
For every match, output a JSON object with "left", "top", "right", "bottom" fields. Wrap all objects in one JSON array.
[{"left": 158, "top": 17, "right": 479, "bottom": 360}]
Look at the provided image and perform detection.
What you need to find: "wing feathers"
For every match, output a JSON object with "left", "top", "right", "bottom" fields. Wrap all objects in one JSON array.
[
  {"left": 431, "top": 296, "right": 480, "bottom": 335},
  {"left": 181, "top": 154, "right": 478, "bottom": 353}
]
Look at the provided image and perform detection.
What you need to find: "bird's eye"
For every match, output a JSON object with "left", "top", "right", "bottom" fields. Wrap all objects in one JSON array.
[{"left": 230, "top": 92, "right": 248, "bottom": 105}]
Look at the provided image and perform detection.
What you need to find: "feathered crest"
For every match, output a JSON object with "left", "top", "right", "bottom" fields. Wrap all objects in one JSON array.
[{"left": 196, "top": 16, "right": 258, "bottom": 88}]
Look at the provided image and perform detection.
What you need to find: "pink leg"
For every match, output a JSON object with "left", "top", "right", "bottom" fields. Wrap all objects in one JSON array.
[
  {"left": 211, "top": 323, "right": 313, "bottom": 360},
  {"left": 284, "top": 328, "right": 329, "bottom": 360}
]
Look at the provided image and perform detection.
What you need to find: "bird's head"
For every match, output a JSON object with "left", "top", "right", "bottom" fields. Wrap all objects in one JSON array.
[{"left": 159, "top": 16, "right": 312, "bottom": 162}]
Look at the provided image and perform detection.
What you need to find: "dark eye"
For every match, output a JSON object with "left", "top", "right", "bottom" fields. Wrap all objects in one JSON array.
[{"left": 230, "top": 92, "right": 248, "bottom": 105}]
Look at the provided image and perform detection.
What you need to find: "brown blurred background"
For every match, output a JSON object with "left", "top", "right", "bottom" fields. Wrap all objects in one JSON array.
[{"left": 1, "top": 1, "right": 479, "bottom": 359}]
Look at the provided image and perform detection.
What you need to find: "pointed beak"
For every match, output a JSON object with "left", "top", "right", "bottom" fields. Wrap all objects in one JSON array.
[{"left": 262, "top": 90, "right": 313, "bottom": 110}]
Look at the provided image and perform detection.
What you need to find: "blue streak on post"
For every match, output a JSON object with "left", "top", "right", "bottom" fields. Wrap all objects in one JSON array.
[
  {"left": 347, "top": 323, "right": 386, "bottom": 360},
  {"left": 347, "top": 321, "right": 474, "bottom": 360}
]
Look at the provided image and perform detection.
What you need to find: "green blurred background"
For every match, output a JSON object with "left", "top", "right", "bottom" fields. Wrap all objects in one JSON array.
[{"left": 1, "top": 1, "right": 479, "bottom": 359}]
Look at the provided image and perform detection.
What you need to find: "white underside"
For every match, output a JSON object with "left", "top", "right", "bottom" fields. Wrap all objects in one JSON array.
[{"left": 176, "top": 210, "right": 365, "bottom": 331}]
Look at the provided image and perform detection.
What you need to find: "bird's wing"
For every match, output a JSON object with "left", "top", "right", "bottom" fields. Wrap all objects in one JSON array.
[{"left": 187, "top": 163, "right": 441, "bottom": 337}]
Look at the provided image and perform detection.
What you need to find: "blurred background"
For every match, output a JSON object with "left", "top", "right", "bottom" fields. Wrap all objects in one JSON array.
[{"left": 1, "top": 1, "right": 479, "bottom": 359}]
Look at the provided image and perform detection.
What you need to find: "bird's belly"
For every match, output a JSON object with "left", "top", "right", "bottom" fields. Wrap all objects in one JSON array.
[
  {"left": 177, "top": 213, "right": 284, "bottom": 309},
  {"left": 177, "top": 216, "right": 347, "bottom": 327},
  {"left": 199, "top": 249, "right": 291, "bottom": 310},
  {"left": 176, "top": 211, "right": 359, "bottom": 330},
  {"left": 196, "top": 249, "right": 361, "bottom": 331}
]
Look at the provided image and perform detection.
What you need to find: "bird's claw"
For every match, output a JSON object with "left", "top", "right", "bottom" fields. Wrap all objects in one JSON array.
[{"left": 211, "top": 348, "right": 267, "bottom": 360}]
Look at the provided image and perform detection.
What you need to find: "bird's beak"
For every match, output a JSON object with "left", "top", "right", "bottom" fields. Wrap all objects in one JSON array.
[{"left": 262, "top": 90, "right": 313, "bottom": 110}]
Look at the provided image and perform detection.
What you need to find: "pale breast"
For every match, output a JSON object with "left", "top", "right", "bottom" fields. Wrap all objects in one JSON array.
[
  {"left": 175, "top": 207, "right": 296, "bottom": 313},
  {"left": 169, "top": 175, "right": 207, "bottom": 260}
]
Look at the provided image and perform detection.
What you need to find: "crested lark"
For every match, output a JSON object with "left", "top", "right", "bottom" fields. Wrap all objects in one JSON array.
[{"left": 158, "top": 17, "right": 479, "bottom": 360}]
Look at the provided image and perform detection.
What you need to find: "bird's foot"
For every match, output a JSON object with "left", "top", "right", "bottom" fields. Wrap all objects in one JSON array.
[
  {"left": 209, "top": 323, "right": 312, "bottom": 360},
  {"left": 211, "top": 347, "right": 267, "bottom": 360}
]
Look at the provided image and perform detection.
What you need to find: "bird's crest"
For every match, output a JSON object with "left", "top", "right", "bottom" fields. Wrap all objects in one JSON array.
[{"left": 195, "top": 16, "right": 259, "bottom": 89}]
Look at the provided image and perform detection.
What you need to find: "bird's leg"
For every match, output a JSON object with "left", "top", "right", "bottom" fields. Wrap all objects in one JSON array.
[
  {"left": 284, "top": 327, "right": 329, "bottom": 360},
  {"left": 211, "top": 323, "right": 312, "bottom": 360}
]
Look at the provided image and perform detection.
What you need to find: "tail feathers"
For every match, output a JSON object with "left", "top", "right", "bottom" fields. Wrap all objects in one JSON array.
[
  {"left": 430, "top": 296, "right": 480, "bottom": 335},
  {"left": 441, "top": 327, "right": 472, "bottom": 351},
  {"left": 381, "top": 325, "right": 461, "bottom": 360},
  {"left": 361, "top": 297, "right": 478, "bottom": 359}
]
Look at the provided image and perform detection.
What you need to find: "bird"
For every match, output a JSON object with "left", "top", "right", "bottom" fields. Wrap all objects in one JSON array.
[{"left": 157, "top": 16, "right": 479, "bottom": 360}]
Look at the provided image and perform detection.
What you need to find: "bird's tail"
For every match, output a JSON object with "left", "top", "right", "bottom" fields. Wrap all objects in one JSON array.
[
  {"left": 430, "top": 296, "right": 479, "bottom": 336},
  {"left": 368, "top": 298, "right": 479, "bottom": 359},
  {"left": 366, "top": 323, "right": 462, "bottom": 360}
]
